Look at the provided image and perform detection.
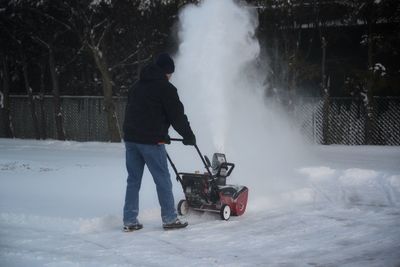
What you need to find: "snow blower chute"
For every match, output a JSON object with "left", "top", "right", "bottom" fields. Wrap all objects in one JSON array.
[{"left": 167, "top": 138, "right": 248, "bottom": 220}]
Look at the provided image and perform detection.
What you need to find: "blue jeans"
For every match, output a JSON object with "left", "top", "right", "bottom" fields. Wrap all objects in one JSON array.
[{"left": 123, "top": 142, "right": 177, "bottom": 225}]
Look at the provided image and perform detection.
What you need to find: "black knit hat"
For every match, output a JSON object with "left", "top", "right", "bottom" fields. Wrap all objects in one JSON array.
[{"left": 155, "top": 53, "right": 175, "bottom": 74}]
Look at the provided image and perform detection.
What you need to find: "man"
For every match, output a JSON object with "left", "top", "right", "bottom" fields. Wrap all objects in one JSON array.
[{"left": 122, "top": 53, "right": 196, "bottom": 231}]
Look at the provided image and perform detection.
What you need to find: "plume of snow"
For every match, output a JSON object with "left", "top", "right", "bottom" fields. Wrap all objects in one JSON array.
[{"left": 171, "top": 0, "right": 308, "bottom": 209}]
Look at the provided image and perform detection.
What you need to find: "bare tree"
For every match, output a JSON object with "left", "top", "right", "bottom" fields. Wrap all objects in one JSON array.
[
  {"left": 1, "top": 2, "right": 70, "bottom": 140},
  {"left": 34, "top": 37, "right": 67, "bottom": 140},
  {"left": 344, "top": 0, "right": 383, "bottom": 144},
  {"left": 26, "top": 5, "right": 76, "bottom": 141},
  {"left": 64, "top": 0, "right": 170, "bottom": 142},
  {"left": 65, "top": 3, "right": 122, "bottom": 142}
]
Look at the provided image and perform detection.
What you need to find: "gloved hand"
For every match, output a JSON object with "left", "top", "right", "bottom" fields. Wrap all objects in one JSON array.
[{"left": 182, "top": 134, "right": 196, "bottom": 146}]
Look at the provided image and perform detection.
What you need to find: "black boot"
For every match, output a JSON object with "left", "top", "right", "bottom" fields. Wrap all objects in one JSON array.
[
  {"left": 163, "top": 219, "right": 188, "bottom": 230},
  {"left": 123, "top": 223, "right": 143, "bottom": 232}
]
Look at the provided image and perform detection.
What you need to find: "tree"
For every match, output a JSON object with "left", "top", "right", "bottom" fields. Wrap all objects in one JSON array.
[
  {"left": 0, "top": 1, "right": 44, "bottom": 139},
  {"left": 256, "top": 0, "right": 328, "bottom": 102},
  {"left": 340, "top": 0, "right": 400, "bottom": 143},
  {"left": 1, "top": 0, "right": 71, "bottom": 140},
  {"left": 61, "top": 0, "right": 186, "bottom": 141},
  {"left": 59, "top": 0, "right": 122, "bottom": 142},
  {"left": 28, "top": 2, "right": 73, "bottom": 141}
]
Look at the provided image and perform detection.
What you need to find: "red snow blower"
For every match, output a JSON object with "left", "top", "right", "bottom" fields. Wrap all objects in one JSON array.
[{"left": 167, "top": 138, "right": 248, "bottom": 220}]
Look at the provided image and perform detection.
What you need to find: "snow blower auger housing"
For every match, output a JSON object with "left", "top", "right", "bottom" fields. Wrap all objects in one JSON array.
[{"left": 167, "top": 138, "right": 248, "bottom": 220}]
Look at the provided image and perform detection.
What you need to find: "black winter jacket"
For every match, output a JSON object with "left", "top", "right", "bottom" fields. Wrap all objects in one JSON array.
[{"left": 123, "top": 64, "right": 194, "bottom": 144}]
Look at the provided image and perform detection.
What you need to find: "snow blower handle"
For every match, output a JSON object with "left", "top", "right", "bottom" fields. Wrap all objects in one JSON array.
[
  {"left": 169, "top": 138, "right": 213, "bottom": 177},
  {"left": 169, "top": 138, "right": 184, "bottom": 142}
]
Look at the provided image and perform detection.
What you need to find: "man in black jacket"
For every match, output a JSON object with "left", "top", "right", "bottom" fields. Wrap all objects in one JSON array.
[{"left": 122, "top": 53, "right": 195, "bottom": 231}]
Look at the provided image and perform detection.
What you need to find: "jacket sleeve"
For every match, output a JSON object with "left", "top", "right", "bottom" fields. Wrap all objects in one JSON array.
[{"left": 161, "top": 83, "right": 195, "bottom": 139}]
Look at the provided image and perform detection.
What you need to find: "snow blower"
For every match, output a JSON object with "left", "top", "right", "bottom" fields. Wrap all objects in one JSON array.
[{"left": 167, "top": 138, "right": 248, "bottom": 220}]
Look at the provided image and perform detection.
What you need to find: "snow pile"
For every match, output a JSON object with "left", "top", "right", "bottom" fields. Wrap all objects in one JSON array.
[{"left": 298, "top": 166, "right": 400, "bottom": 209}]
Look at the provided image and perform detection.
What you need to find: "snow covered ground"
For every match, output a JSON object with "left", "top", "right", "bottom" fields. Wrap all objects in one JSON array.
[{"left": 0, "top": 138, "right": 399, "bottom": 267}]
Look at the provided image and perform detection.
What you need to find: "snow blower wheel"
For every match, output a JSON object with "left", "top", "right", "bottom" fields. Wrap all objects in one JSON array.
[
  {"left": 220, "top": 204, "right": 231, "bottom": 220},
  {"left": 177, "top": 199, "right": 189, "bottom": 216}
]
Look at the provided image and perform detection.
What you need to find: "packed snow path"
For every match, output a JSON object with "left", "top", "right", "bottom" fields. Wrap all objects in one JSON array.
[{"left": 0, "top": 139, "right": 399, "bottom": 266}]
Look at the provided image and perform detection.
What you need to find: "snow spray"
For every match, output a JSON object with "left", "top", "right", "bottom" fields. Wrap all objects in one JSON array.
[{"left": 171, "top": 0, "right": 310, "bottom": 210}]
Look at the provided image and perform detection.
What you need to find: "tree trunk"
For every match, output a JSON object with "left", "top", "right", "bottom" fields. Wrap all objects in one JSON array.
[
  {"left": 39, "top": 62, "right": 47, "bottom": 140},
  {"left": 22, "top": 55, "right": 41, "bottom": 140},
  {"left": 364, "top": 21, "right": 376, "bottom": 145},
  {"left": 1, "top": 54, "right": 14, "bottom": 138},
  {"left": 48, "top": 46, "right": 66, "bottom": 140},
  {"left": 272, "top": 37, "right": 279, "bottom": 93},
  {"left": 321, "top": 37, "right": 330, "bottom": 145},
  {"left": 91, "top": 47, "right": 121, "bottom": 142},
  {"left": 287, "top": 27, "right": 301, "bottom": 112}
]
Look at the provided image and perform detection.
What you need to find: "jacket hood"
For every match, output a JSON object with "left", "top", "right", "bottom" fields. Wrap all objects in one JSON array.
[{"left": 139, "top": 64, "right": 167, "bottom": 81}]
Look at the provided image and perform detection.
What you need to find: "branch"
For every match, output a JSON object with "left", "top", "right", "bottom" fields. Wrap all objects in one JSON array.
[
  {"left": 93, "top": 18, "right": 108, "bottom": 31},
  {"left": 96, "top": 20, "right": 112, "bottom": 48},
  {"left": 109, "top": 50, "right": 140, "bottom": 70},
  {"left": 0, "top": 26, "right": 22, "bottom": 46},
  {"left": 32, "top": 36, "right": 50, "bottom": 49},
  {"left": 109, "top": 55, "right": 151, "bottom": 71},
  {"left": 53, "top": 28, "right": 70, "bottom": 42},
  {"left": 63, "top": 45, "right": 86, "bottom": 66},
  {"left": 26, "top": 7, "right": 72, "bottom": 31},
  {"left": 68, "top": 5, "right": 90, "bottom": 42}
]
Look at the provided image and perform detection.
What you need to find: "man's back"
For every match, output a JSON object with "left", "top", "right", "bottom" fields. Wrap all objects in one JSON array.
[{"left": 123, "top": 64, "right": 194, "bottom": 144}]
